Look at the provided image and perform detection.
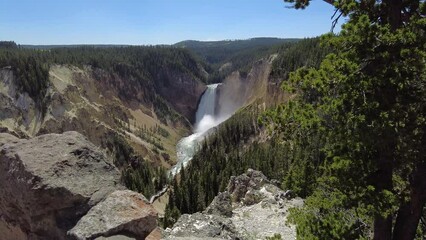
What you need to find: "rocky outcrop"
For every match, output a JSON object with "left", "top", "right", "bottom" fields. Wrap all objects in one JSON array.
[
  {"left": 164, "top": 169, "right": 303, "bottom": 240},
  {"left": 0, "top": 132, "right": 158, "bottom": 240},
  {"left": 165, "top": 213, "right": 237, "bottom": 240},
  {"left": 204, "top": 192, "right": 233, "bottom": 217},
  {"left": 69, "top": 190, "right": 158, "bottom": 240},
  {"left": 146, "top": 227, "right": 164, "bottom": 240}
]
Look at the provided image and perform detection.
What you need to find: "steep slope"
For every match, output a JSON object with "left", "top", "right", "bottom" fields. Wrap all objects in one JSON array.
[
  {"left": 0, "top": 47, "right": 208, "bottom": 168},
  {"left": 215, "top": 54, "right": 277, "bottom": 118},
  {"left": 0, "top": 65, "right": 185, "bottom": 168},
  {"left": 0, "top": 46, "right": 212, "bottom": 201},
  {"left": 163, "top": 38, "right": 331, "bottom": 226}
]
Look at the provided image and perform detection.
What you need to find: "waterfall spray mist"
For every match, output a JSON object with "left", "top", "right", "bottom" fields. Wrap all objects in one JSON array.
[{"left": 170, "top": 83, "right": 230, "bottom": 177}]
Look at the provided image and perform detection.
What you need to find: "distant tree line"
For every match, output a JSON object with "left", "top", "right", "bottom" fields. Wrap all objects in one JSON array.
[
  {"left": 0, "top": 41, "right": 18, "bottom": 49},
  {"left": 176, "top": 38, "right": 300, "bottom": 83}
]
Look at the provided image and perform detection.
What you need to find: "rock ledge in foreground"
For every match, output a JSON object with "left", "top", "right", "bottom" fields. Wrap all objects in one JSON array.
[
  {"left": 69, "top": 190, "right": 158, "bottom": 240},
  {"left": 0, "top": 132, "right": 122, "bottom": 239},
  {"left": 164, "top": 169, "right": 304, "bottom": 240}
]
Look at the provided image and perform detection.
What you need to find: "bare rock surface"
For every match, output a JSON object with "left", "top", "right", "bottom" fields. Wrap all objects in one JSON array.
[
  {"left": 0, "top": 131, "right": 124, "bottom": 239},
  {"left": 95, "top": 236, "right": 135, "bottom": 240},
  {"left": 165, "top": 213, "right": 237, "bottom": 240},
  {"left": 204, "top": 192, "right": 232, "bottom": 217},
  {"left": 145, "top": 227, "right": 164, "bottom": 240},
  {"left": 216, "top": 56, "right": 276, "bottom": 118},
  {"left": 69, "top": 190, "right": 158, "bottom": 240},
  {"left": 164, "top": 169, "right": 303, "bottom": 240},
  {"left": 0, "top": 132, "right": 19, "bottom": 146}
]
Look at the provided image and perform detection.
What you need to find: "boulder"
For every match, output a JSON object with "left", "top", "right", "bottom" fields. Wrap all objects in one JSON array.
[
  {"left": 145, "top": 227, "right": 164, "bottom": 240},
  {"left": 165, "top": 169, "right": 304, "bottom": 240},
  {"left": 204, "top": 192, "right": 232, "bottom": 217},
  {"left": 69, "top": 190, "right": 158, "bottom": 240},
  {"left": 0, "top": 132, "right": 19, "bottom": 146},
  {"left": 227, "top": 168, "right": 270, "bottom": 203},
  {"left": 0, "top": 131, "right": 123, "bottom": 239},
  {"left": 165, "top": 213, "right": 237, "bottom": 240}
]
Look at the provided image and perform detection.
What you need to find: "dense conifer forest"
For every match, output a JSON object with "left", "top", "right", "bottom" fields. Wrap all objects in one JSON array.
[
  {"left": 164, "top": 2, "right": 426, "bottom": 239},
  {"left": 163, "top": 37, "right": 330, "bottom": 227},
  {"left": 175, "top": 38, "right": 300, "bottom": 83}
]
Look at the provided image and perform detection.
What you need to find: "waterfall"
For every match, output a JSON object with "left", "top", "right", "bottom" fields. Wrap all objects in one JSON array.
[
  {"left": 169, "top": 84, "right": 223, "bottom": 177},
  {"left": 195, "top": 83, "right": 220, "bottom": 125}
]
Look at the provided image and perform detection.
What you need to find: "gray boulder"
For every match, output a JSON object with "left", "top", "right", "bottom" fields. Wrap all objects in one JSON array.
[
  {"left": 0, "top": 132, "right": 122, "bottom": 239},
  {"left": 69, "top": 190, "right": 158, "bottom": 240},
  {"left": 165, "top": 213, "right": 237, "bottom": 240},
  {"left": 227, "top": 168, "right": 270, "bottom": 204},
  {"left": 204, "top": 192, "right": 232, "bottom": 217},
  {"left": 0, "top": 132, "right": 19, "bottom": 146}
]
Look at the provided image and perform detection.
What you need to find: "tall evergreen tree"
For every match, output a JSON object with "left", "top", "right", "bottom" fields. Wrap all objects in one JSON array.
[{"left": 278, "top": 0, "right": 426, "bottom": 239}]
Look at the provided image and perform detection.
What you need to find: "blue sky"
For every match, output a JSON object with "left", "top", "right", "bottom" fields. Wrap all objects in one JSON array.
[{"left": 0, "top": 0, "right": 342, "bottom": 45}]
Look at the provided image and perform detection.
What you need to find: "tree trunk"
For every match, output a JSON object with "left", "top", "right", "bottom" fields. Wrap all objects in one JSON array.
[
  {"left": 386, "top": 0, "right": 403, "bottom": 30},
  {"left": 392, "top": 198, "right": 425, "bottom": 240},
  {"left": 392, "top": 162, "right": 426, "bottom": 240},
  {"left": 374, "top": 215, "right": 393, "bottom": 240},
  {"left": 372, "top": 165, "right": 394, "bottom": 239},
  {"left": 373, "top": 138, "right": 395, "bottom": 240}
]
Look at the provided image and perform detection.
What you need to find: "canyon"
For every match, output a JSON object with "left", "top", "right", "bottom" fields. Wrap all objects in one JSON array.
[{"left": 0, "top": 38, "right": 297, "bottom": 239}]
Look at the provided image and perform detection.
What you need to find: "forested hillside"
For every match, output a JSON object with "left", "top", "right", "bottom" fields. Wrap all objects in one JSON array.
[
  {"left": 1, "top": 39, "right": 312, "bottom": 201},
  {"left": 163, "top": 37, "right": 330, "bottom": 227},
  {"left": 165, "top": 2, "right": 426, "bottom": 239},
  {"left": 270, "top": 37, "right": 331, "bottom": 80},
  {"left": 0, "top": 38, "right": 314, "bottom": 202},
  {"left": 175, "top": 38, "right": 299, "bottom": 83},
  {"left": 0, "top": 45, "right": 207, "bottom": 115},
  {"left": 174, "top": 38, "right": 297, "bottom": 64},
  {"left": 0, "top": 43, "right": 210, "bottom": 199}
]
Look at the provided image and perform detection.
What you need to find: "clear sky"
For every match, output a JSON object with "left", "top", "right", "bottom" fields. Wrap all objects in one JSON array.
[{"left": 0, "top": 0, "right": 342, "bottom": 45}]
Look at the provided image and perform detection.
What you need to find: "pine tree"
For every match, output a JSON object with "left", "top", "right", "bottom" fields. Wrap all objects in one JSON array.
[{"left": 279, "top": 0, "right": 426, "bottom": 239}]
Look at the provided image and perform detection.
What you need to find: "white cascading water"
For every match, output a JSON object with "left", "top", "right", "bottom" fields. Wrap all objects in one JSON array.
[
  {"left": 195, "top": 84, "right": 219, "bottom": 128},
  {"left": 169, "top": 83, "right": 226, "bottom": 177}
]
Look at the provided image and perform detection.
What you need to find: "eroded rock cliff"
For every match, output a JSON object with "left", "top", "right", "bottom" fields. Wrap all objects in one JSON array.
[
  {"left": 154, "top": 69, "right": 206, "bottom": 124},
  {"left": 215, "top": 55, "right": 278, "bottom": 118},
  {"left": 0, "top": 63, "right": 206, "bottom": 168}
]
